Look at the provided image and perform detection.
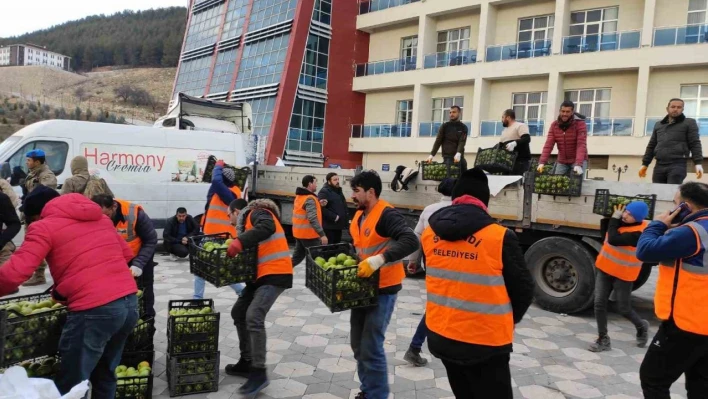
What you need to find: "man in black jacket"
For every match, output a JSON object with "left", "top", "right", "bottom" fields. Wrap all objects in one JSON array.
[
  {"left": 163, "top": 207, "right": 200, "bottom": 259},
  {"left": 640, "top": 98, "right": 703, "bottom": 184},
  {"left": 0, "top": 191, "right": 21, "bottom": 293},
  {"left": 318, "top": 172, "right": 348, "bottom": 244},
  {"left": 427, "top": 105, "right": 468, "bottom": 175}
]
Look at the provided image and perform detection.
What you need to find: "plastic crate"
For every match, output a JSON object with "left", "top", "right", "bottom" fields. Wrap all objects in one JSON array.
[
  {"left": 530, "top": 164, "right": 584, "bottom": 197},
  {"left": 123, "top": 317, "right": 155, "bottom": 352},
  {"left": 167, "top": 351, "right": 220, "bottom": 397},
  {"left": 0, "top": 355, "right": 61, "bottom": 379},
  {"left": 116, "top": 350, "right": 155, "bottom": 399},
  {"left": 167, "top": 300, "right": 219, "bottom": 356},
  {"left": 189, "top": 233, "right": 258, "bottom": 287},
  {"left": 305, "top": 243, "right": 379, "bottom": 313},
  {"left": 201, "top": 155, "right": 250, "bottom": 189},
  {"left": 0, "top": 292, "right": 68, "bottom": 367},
  {"left": 474, "top": 147, "right": 518, "bottom": 174},
  {"left": 421, "top": 161, "right": 460, "bottom": 181},
  {"left": 592, "top": 189, "right": 657, "bottom": 219}
]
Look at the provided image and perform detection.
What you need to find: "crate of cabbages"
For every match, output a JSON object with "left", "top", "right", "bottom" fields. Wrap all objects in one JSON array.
[
  {"left": 0, "top": 291, "right": 68, "bottom": 367},
  {"left": 474, "top": 146, "right": 518, "bottom": 174},
  {"left": 167, "top": 300, "right": 219, "bottom": 356},
  {"left": 421, "top": 161, "right": 460, "bottom": 181},
  {"left": 530, "top": 163, "right": 584, "bottom": 197},
  {"left": 0, "top": 355, "right": 61, "bottom": 379},
  {"left": 167, "top": 351, "right": 220, "bottom": 397},
  {"left": 189, "top": 233, "right": 258, "bottom": 287},
  {"left": 123, "top": 316, "right": 156, "bottom": 353},
  {"left": 115, "top": 349, "right": 155, "bottom": 399},
  {"left": 201, "top": 155, "right": 250, "bottom": 189},
  {"left": 592, "top": 189, "right": 657, "bottom": 219},
  {"left": 305, "top": 243, "right": 379, "bottom": 313}
]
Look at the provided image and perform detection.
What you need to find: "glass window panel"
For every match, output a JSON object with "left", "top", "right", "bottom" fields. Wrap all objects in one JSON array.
[
  {"left": 534, "top": 31, "right": 546, "bottom": 41},
  {"left": 433, "top": 99, "right": 442, "bottom": 108},
  {"left": 596, "top": 89, "right": 611, "bottom": 101},
  {"left": 513, "top": 106, "right": 526, "bottom": 120},
  {"left": 679, "top": 84, "right": 696, "bottom": 99},
  {"left": 602, "top": 21, "right": 618, "bottom": 33},
  {"left": 587, "top": 10, "right": 602, "bottom": 22},
  {"left": 569, "top": 25, "right": 585, "bottom": 36},
  {"left": 432, "top": 110, "right": 442, "bottom": 121},
  {"left": 528, "top": 92, "right": 542, "bottom": 103},
  {"left": 595, "top": 102, "right": 610, "bottom": 118},
  {"left": 586, "top": 24, "right": 600, "bottom": 34},
  {"left": 603, "top": 7, "right": 619, "bottom": 20},
  {"left": 451, "top": 30, "right": 460, "bottom": 40},
  {"left": 462, "top": 28, "right": 470, "bottom": 39},
  {"left": 689, "top": 0, "right": 707, "bottom": 11},
  {"left": 513, "top": 93, "right": 527, "bottom": 104},
  {"left": 579, "top": 103, "right": 593, "bottom": 117},
  {"left": 455, "top": 97, "right": 464, "bottom": 106},
  {"left": 685, "top": 100, "right": 698, "bottom": 116},
  {"left": 437, "top": 32, "right": 447, "bottom": 42},
  {"left": 527, "top": 105, "right": 540, "bottom": 119},
  {"left": 701, "top": 85, "right": 708, "bottom": 98},
  {"left": 565, "top": 91, "right": 579, "bottom": 102},
  {"left": 519, "top": 18, "right": 534, "bottom": 31},
  {"left": 688, "top": 12, "right": 706, "bottom": 24},
  {"left": 570, "top": 12, "right": 585, "bottom": 24},
  {"left": 444, "top": 98, "right": 453, "bottom": 108},
  {"left": 534, "top": 17, "right": 548, "bottom": 28},
  {"left": 700, "top": 101, "right": 708, "bottom": 116},
  {"left": 518, "top": 31, "right": 532, "bottom": 42},
  {"left": 579, "top": 90, "right": 595, "bottom": 102}
]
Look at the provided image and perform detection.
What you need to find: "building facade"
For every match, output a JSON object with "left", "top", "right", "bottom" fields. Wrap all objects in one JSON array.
[
  {"left": 0, "top": 44, "right": 71, "bottom": 71},
  {"left": 171, "top": 0, "right": 367, "bottom": 168},
  {"left": 352, "top": 0, "right": 708, "bottom": 182}
]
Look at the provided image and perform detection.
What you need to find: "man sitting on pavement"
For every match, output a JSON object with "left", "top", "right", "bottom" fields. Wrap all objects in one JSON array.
[{"left": 163, "top": 207, "right": 200, "bottom": 260}]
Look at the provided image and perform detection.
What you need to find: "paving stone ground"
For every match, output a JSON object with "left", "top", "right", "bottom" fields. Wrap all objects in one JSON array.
[{"left": 19, "top": 254, "right": 688, "bottom": 399}]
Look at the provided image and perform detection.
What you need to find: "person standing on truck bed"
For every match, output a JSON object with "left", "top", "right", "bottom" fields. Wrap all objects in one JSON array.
[
  {"left": 318, "top": 172, "right": 348, "bottom": 244},
  {"left": 588, "top": 202, "right": 650, "bottom": 353},
  {"left": 426, "top": 105, "right": 468, "bottom": 175},
  {"left": 639, "top": 98, "right": 703, "bottom": 184},
  {"left": 421, "top": 167, "right": 534, "bottom": 399},
  {"left": 499, "top": 109, "right": 531, "bottom": 175},
  {"left": 537, "top": 100, "right": 588, "bottom": 176},
  {"left": 349, "top": 170, "right": 419, "bottom": 399},
  {"left": 291, "top": 175, "right": 327, "bottom": 266},
  {"left": 636, "top": 182, "right": 708, "bottom": 398},
  {"left": 22, "top": 148, "right": 57, "bottom": 287}
]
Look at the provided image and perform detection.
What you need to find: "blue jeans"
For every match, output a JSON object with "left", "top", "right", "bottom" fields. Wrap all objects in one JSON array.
[
  {"left": 55, "top": 295, "right": 139, "bottom": 398},
  {"left": 350, "top": 293, "right": 397, "bottom": 399},
  {"left": 552, "top": 160, "right": 588, "bottom": 175},
  {"left": 410, "top": 313, "right": 427, "bottom": 350},
  {"left": 193, "top": 276, "right": 244, "bottom": 299}
]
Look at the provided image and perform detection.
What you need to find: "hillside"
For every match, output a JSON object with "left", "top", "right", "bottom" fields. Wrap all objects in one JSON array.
[{"left": 0, "top": 8, "right": 187, "bottom": 71}]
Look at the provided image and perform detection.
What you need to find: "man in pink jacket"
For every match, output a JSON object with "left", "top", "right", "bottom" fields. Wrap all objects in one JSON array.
[
  {"left": 0, "top": 186, "right": 138, "bottom": 398},
  {"left": 537, "top": 100, "right": 588, "bottom": 176}
]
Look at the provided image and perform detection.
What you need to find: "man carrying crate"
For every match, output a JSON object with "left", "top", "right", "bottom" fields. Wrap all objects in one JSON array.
[
  {"left": 224, "top": 198, "right": 292, "bottom": 397},
  {"left": 349, "top": 171, "right": 419, "bottom": 399},
  {"left": 291, "top": 175, "right": 328, "bottom": 266}
]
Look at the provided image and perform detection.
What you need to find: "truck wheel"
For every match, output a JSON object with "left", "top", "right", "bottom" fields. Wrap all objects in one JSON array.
[
  {"left": 633, "top": 264, "right": 653, "bottom": 291},
  {"left": 526, "top": 237, "right": 596, "bottom": 314}
]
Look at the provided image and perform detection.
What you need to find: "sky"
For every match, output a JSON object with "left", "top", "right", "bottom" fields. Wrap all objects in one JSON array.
[{"left": 0, "top": 0, "right": 188, "bottom": 37}]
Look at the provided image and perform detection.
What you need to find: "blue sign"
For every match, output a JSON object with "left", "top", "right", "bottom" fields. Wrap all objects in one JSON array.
[{"left": 382, "top": 164, "right": 390, "bottom": 172}]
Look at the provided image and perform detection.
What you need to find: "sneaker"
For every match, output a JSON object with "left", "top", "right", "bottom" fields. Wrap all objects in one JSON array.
[
  {"left": 225, "top": 358, "right": 252, "bottom": 377},
  {"left": 588, "top": 335, "right": 611, "bottom": 352},
  {"left": 354, "top": 393, "right": 367, "bottom": 399},
  {"left": 22, "top": 272, "right": 46, "bottom": 287},
  {"left": 637, "top": 319, "right": 650, "bottom": 348},
  {"left": 238, "top": 367, "right": 269, "bottom": 396},
  {"left": 404, "top": 347, "right": 428, "bottom": 367}
]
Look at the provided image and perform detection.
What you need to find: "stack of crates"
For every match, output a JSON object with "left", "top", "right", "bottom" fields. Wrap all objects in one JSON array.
[{"left": 166, "top": 299, "right": 220, "bottom": 396}]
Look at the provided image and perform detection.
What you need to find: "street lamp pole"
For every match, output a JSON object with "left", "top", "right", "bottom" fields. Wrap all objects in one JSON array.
[{"left": 612, "top": 164, "right": 629, "bottom": 182}]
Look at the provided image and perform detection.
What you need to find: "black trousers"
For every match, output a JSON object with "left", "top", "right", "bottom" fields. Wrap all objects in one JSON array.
[
  {"left": 443, "top": 156, "right": 467, "bottom": 177},
  {"left": 324, "top": 229, "right": 342, "bottom": 245},
  {"left": 291, "top": 238, "right": 321, "bottom": 267},
  {"left": 640, "top": 320, "right": 708, "bottom": 398},
  {"left": 167, "top": 242, "right": 189, "bottom": 258},
  {"left": 652, "top": 161, "right": 687, "bottom": 184},
  {"left": 512, "top": 159, "right": 531, "bottom": 176},
  {"left": 442, "top": 353, "right": 513, "bottom": 399}
]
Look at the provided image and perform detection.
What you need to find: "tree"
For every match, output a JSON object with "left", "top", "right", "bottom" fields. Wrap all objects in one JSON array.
[
  {"left": 75, "top": 87, "right": 88, "bottom": 102},
  {"left": 114, "top": 85, "right": 134, "bottom": 102},
  {"left": 117, "top": 116, "right": 126, "bottom": 124},
  {"left": 19, "top": 116, "right": 25, "bottom": 125},
  {"left": 1, "top": 117, "right": 7, "bottom": 124},
  {"left": 86, "top": 109, "right": 93, "bottom": 121},
  {"left": 74, "top": 106, "right": 82, "bottom": 120}
]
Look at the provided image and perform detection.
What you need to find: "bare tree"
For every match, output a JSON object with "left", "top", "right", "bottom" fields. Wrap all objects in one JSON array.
[
  {"left": 114, "top": 84, "right": 135, "bottom": 102},
  {"left": 75, "top": 87, "right": 88, "bottom": 102}
]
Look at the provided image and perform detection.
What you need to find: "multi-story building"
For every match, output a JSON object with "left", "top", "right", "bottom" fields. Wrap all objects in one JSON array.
[
  {"left": 170, "top": 0, "right": 367, "bottom": 168},
  {"left": 0, "top": 44, "right": 71, "bottom": 71},
  {"left": 351, "top": 0, "right": 708, "bottom": 182}
]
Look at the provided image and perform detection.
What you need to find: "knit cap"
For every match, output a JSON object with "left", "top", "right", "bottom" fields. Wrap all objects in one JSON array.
[{"left": 625, "top": 201, "right": 649, "bottom": 221}]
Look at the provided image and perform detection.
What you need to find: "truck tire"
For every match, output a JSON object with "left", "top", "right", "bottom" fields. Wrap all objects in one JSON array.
[
  {"left": 633, "top": 264, "right": 653, "bottom": 291},
  {"left": 526, "top": 237, "right": 596, "bottom": 314}
]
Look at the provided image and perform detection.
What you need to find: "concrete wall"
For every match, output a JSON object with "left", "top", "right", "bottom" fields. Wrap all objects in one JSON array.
[
  {"left": 364, "top": 88, "right": 415, "bottom": 123},
  {"left": 368, "top": 22, "right": 419, "bottom": 61},
  {"left": 427, "top": 83, "right": 475, "bottom": 121},
  {"left": 647, "top": 66, "right": 708, "bottom": 117},
  {"left": 485, "top": 76, "right": 550, "bottom": 120},
  {"left": 654, "top": 0, "right": 690, "bottom": 27},
  {"left": 563, "top": 70, "right": 638, "bottom": 117}
]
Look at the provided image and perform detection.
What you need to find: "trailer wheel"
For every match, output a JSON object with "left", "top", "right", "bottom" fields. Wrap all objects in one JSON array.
[
  {"left": 526, "top": 237, "right": 596, "bottom": 314},
  {"left": 633, "top": 264, "right": 653, "bottom": 291}
]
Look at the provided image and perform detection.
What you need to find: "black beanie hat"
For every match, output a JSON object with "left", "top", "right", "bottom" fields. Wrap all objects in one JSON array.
[
  {"left": 20, "top": 185, "right": 60, "bottom": 218},
  {"left": 437, "top": 178, "right": 457, "bottom": 197},
  {"left": 451, "top": 167, "right": 491, "bottom": 206}
]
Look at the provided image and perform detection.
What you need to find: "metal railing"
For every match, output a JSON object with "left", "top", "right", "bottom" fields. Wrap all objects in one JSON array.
[
  {"left": 645, "top": 117, "right": 708, "bottom": 136},
  {"left": 485, "top": 39, "right": 552, "bottom": 62},
  {"left": 423, "top": 49, "right": 477, "bottom": 69},
  {"left": 350, "top": 123, "right": 412, "bottom": 138},
  {"left": 418, "top": 121, "right": 473, "bottom": 137},
  {"left": 584, "top": 117, "right": 634, "bottom": 136},
  {"left": 479, "top": 120, "right": 546, "bottom": 137},
  {"left": 358, "top": 0, "right": 420, "bottom": 14},
  {"left": 354, "top": 57, "right": 417, "bottom": 77},
  {"left": 653, "top": 24, "right": 708, "bottom": 46},
  {"left": 562, "top": 30, "right": 641, "bottom": 54}
]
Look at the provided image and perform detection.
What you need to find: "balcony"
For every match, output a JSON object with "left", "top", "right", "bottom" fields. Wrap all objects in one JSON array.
[
  {"left": 355, "top": 57, "right": 417, "bottom": 77},
  {"left": 653, "top": 24, "right": 708, "bottom": 46},
  {"left": 423, "top": 49, "right": 477, "bottom": 69},
  {"left": 562, "top": 30, "right": 641, "bottom": 54},
  {"left": 351, "top": 123, "right": 412, "bottom": 138},
  {"left": 645, "top": 117, "right": 708, "bottom": 136},
  {"left": 358, "top": 0, "right": 419, "bottom": 15},
  {"left": 485, "top": 40, "right": 552, "bottom": 62},
  {"left": 584, "top": 118, "right": 634, "bottom": 136},
  {"left": 479, "top": 120, "right": 546, "bottom": 137},
  {"left": 419, "top": 121, "right": 473, "bottom": 137}
]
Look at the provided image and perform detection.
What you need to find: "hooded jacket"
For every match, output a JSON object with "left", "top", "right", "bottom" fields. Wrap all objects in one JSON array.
[
  {"left": 540, "top": 114, "right": 588, "bottom": 166},
  {"left": 642, "top": 114, "right": 702, "bottom": 166},
  {"left": 0, "top": 194, "right": 137, "bottom": 310},
  {"left": 425, "top": 197, "right": 534, "bottom": 364},
  {"left": 318, "top": 183, "right": 348, "bottom": 230},
  {"left": 61, "top": 156, "right": 90, "bottom": 195}
]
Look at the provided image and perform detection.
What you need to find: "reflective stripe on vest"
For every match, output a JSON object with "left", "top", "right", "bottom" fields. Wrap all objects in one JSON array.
[
  {"left": 350, "top": 199, "right": 405, "bottom": 289},
  {"left": 115, "top": 199, "right": 142, "bottom": 257},
  {"left": 422, "top": 223, "right": 514, "bottom": 347},
  {"left": 245, "top": 209, "right": 292, "bottom": 279},
  {"left": 595, "top": 221, "right": 648, "bottom": 282},
  {"left": 292, "top": 194, "right": 322, "bottom": 239},
  {"left": 203, "top": 186, "right": 241, "bottom": 236}
]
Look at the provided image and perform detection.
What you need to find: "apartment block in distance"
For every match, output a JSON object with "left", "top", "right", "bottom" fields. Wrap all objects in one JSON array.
[
  {"left": 170, "top": 0, "right": 367, "bottom": 168},
  {"left": 0, "top": 44, "right": 71, "bottom": 71},
  {"left": 351, "top": 0, "right": 708, "bottom": 182}
]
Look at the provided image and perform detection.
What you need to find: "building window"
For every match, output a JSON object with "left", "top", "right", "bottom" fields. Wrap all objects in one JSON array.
[
  {"left": 174, "top": 55, "right": 214, "bottom": 96},
  {"left": 248, "top": 0, "right": 298, "bottom": 32},
  {"left": 436, "top": 27, "right": 471, "bottom": 53},
  {"left": 681, "top": 84, "right": 708, "bottom": 117},
  {"left": 518, "top": 15, "right": 554, "bottom": 44},
  {"left": 432, "top": 97, "right": 464, "bottom": 122},
  {"left": 396, "top": 100, "right": 414, "bottom": 124},
  {"left": 564, "top": 88, "right": 611, "bottom": 119},
  {"left": 184, "top": 2, "right": 226, "bottom": 51},
  {"left": 512, "top": 92, "right": 547, "bottom": 121},
  {"left": 209, "top": 48, "right": 239, "bottom": 94},
  {"left": 235, "top": 33, "right": 291, "bottom": 90},
  {"left": 221, "top": 0, "right": 250, "bottom": 40},
  {"left": 688, "top": 0, "right": 708, "bottom": 24},
  {"left": 287, "top": 98, "right": 325, "bottom": 153},
  {"left": 250, "top": 96, "right": 277, "bottom": 137},
  {"left": 313, "top": 0, "right": 332, "bottom": 25},
  {"left": 569, "top": 7, "right": 618, "bottom": 37},
  {"left": 299, "top": 34, "right": 329, "bottom": 89},
  {"left": 400, "top": 36, "right": 418, "bottom": 60}
]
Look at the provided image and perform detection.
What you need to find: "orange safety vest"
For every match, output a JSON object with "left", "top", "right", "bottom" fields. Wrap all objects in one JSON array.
[
  {"left": 350, "top": 199, "right": 405, "bottom": 289},
  {"left": 115, "top": 199, "right": 142, "bottom": 257},
  {"left": 203, "top": 186, "right": 242, "bottom": 236},
  {"left": 245, "top": 209, "right": 292, "bottom": 279},
  {"left": 595, "top": 221, "right": 648, "bottom": 282},
  {"left": 292, "top": 193, "right": 322, "bottom": 239},
  {"left": 422, "top": 223, "right": 514, "bottom": 347},
  {"left": 655, "top": 217, "right": 708, "bottom": 335}
]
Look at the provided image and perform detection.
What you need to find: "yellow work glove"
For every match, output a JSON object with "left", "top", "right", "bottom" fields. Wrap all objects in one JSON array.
[
  {"left": 357, "top": 254, "right": 385, "bottom": 278},
  {"left": 696, "top": 165, "right": 704, "bottom": 179},
  {"left": 638, "top": 166, "right": 648, "bottom": 178},
  {"left": 536, "top": 164, "right": 545, "bottom": 173}
]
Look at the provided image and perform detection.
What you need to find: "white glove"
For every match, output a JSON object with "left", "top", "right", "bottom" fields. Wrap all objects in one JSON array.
[
  {"left": 454, "top": 152, "right": 461, "bottom": 162},
  {"left": 697, "top": 165, "right": 704, "bottom": 179},
  {"left": 505, "top": 141, "right": 517, "bottom": 151},
  {"left": 426, "top": 155, "right": 433, "bottom": 162},
  {"left": 130, "top": 266, "right": 143, "bottom": 277},
  {"left": 573, "top": 166, "right": 583, "bottom": 175}
]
